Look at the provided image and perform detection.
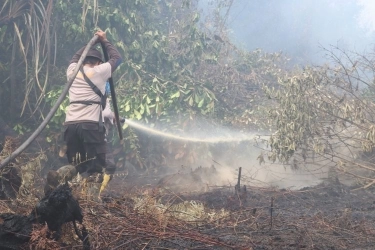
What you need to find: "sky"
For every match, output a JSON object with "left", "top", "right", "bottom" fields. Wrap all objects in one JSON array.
[{"left": 200, "top": 0, "right": 375, "bottom": 64}]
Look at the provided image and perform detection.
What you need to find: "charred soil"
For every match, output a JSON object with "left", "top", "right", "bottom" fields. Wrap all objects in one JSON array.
[
  {"left": 78, "top": 172, "right": 375, "bottom": 249},
  {"left": 2, "top": 168, "right": 375, "bottom": 249}
]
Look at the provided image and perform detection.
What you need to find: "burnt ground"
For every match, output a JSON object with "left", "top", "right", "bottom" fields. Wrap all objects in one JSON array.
[
  {"left": 3, "top": 167, "right": 375, "bottom": 249},
  {"left": 74, "top": 170, "right": 375, "bottom": 250}
]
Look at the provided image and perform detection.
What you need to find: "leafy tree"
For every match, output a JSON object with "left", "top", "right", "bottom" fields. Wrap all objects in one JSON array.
[{"left": 264, "top": 46, "right": 375, "bottom": 187}]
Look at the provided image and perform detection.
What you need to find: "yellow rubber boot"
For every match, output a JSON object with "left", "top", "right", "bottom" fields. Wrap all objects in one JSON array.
[{"left": 99, "top": 173, "right": 111, "bottom": 197}]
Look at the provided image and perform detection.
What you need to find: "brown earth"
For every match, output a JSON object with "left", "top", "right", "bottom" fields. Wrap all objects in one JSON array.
[
  {"left": 74, "top": 169, "right": 375, "bottom": 249},
  {"left": 2, "top": 165, "right": 375, "bottom": 249}
]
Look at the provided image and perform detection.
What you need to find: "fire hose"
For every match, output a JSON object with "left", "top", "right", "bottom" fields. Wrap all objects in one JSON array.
[
  {"left": 101, "top": 42, "right": 123, "bottom": 140},
  {"left": 0, "top": 34, "right": 123, "bottom": 169}
]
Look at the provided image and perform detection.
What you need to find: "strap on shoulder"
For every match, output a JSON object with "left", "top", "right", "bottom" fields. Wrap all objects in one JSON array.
[
  {"left": 77, "top": 66, "right": 105, "bottom": 132},
  {"left": 79, "top": 66, "right": 104, "bottom": 98}
]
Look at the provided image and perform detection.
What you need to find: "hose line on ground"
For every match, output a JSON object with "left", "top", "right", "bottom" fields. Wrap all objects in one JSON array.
[{"left": 0, "top": 35, "right": 99, "bottom": 169}]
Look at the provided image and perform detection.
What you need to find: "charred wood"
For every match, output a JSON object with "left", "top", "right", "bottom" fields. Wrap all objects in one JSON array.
[{"left": 0, "top": 184, "right": 89, "bottom": 249}]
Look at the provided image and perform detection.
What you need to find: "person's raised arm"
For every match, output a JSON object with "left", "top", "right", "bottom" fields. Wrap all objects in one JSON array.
[{"left": 96, "top": 30, "right": 123, "bottom": 72}]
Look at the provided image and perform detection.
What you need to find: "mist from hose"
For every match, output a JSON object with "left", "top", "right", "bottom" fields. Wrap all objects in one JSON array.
[{"left": 123, "top": 119, "right": 328, "bottom": 190}]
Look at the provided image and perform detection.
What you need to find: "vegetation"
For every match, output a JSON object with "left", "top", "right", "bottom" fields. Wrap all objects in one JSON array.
[
  {"left": 2, "top": 0, "right": 375, "bottom": 188},
  {"left": 263, "top": 47, "right": 375, "bottom": 186},
  {"left": 0, "top": 0, "right": 284, "bottom": 169},
  {"left": 4, "top": 1, "right": 375, "bottom": 249}
]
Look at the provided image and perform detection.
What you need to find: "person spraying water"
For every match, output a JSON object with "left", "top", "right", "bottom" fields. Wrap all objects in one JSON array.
[{"left": 45, "top": 29, "right": 123, "bottom": 197}]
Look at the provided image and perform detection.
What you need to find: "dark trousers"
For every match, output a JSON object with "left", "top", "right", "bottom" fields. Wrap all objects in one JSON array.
[{"left": 64, "top": 122, "right": 107, "bottom": 175}]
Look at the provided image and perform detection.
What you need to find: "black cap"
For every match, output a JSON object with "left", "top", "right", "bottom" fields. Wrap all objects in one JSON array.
[{"left": 86, "top": 48, "right": 103, "bottom": 62}]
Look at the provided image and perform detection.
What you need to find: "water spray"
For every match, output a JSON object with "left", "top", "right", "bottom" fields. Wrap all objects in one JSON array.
[{"left": 124, "top": 119, "right": 266, "bottom": 143}]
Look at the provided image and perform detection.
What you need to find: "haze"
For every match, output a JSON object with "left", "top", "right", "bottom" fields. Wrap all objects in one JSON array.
[{"left": 200, "top": 0, "right": 375, "bottom": 64}]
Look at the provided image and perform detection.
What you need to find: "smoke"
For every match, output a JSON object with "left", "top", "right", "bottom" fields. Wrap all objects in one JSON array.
[
  {"left": 126, "top": 119, "right": 327, "bottom": 190},
  {"left": 199, "top": 0, "right": 375, "bottom": 64},
  {"left": 126, "top": 1, "right": 375, "bottom": 191},
  {"left": 357, "top": 0, "right": 375, "bottom": 34},
  {"left": 206, "top": 141, "right": 328, "bottom": 190}
]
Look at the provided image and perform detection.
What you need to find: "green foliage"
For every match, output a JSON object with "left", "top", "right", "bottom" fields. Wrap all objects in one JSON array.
[
  {"left": 263, "top": 47, "right": 375, "bottom": 173},
  {"left": 13, "top": 124, "right": 30, "bottom": 135},
  {"left": 44, "top": 86, "right": 69, "bottom": 129},
  {"left": 0, "top": 0, "right": 288, "bottom": 169},
  {"left": 264, "top": 67, "right": 324, "bottom": 162}
]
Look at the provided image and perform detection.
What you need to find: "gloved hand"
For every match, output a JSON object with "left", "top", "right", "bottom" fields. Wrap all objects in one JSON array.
[{"left": 99, "top": 173, "right": 112, "bottom": 196}]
